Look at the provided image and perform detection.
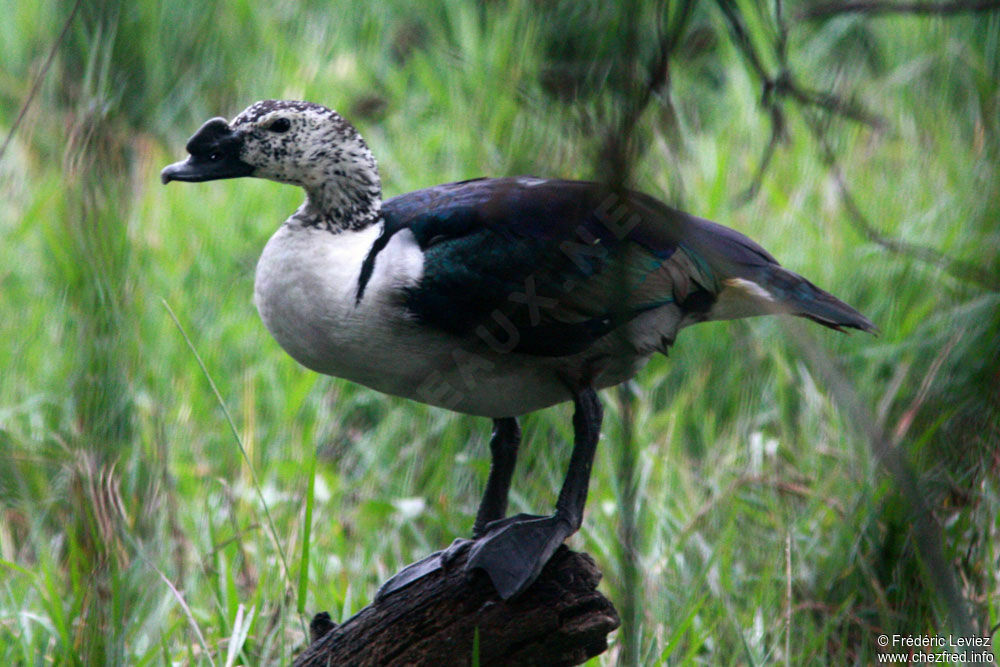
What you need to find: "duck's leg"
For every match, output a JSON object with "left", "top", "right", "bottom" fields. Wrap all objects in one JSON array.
[
  {"left": 473, "top": 417, "right": 521, "bottom": 537},
  {"left": 466, "top": 387, "right": 602, "bottom": 599},
  {"left": 374, "top": 417, "right": 521, "bottom": 601}
]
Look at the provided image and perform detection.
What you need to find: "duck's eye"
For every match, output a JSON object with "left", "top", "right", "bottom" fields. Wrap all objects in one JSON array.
[{"left": 267, "top": 118, "right": 291, "bottom": 133}]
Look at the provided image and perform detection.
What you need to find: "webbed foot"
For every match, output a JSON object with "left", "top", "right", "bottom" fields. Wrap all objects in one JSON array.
[
  {"left": 374, "top": 538, "right": 473, "bottom": 602},
  {"left": 465, "top": 512, "right": 575, "bottom": 600}
]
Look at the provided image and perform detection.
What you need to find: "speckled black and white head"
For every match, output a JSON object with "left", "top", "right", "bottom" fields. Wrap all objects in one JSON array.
[{"left": 162, "top": 100, "right": 382, "bottom": 232}]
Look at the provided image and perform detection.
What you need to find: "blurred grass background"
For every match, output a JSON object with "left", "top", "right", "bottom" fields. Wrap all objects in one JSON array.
[{"left": 1, "top": 1, "right": 998, "bottom": 664}]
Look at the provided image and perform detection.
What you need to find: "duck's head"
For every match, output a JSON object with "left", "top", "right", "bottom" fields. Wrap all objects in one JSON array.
[{"left": 162, "top": 100, "right": 382, "bottom": 228}]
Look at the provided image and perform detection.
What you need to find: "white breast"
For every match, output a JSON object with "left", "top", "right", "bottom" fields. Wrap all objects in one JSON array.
[{"left": 254, "top": 223, "right": 438, "bottom": 392}]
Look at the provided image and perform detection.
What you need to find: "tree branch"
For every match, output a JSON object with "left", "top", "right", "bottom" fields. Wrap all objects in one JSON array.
[
  {"left": 293, "top": 547, "right": 620, "bottom": 666},
  {"left": 0, "top": 0, "right": 82, "bottom": 163},
  {"left": 803, "top": 111, "right": 997, "bottom": 291}
]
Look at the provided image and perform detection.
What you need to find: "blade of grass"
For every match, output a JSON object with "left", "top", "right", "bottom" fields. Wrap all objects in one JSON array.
[
  {"left": 658, "top": 591, "right": 709, "bottom": 662},
  {"left": 224, "top": 603, "right": 254, "bottom": 667},
  {"left": 785, "top": 531, "right": 792, "bottom": 666},
  {"left": 0, "top": 557, "right": 37, "bottom": 579},
  {"left": 162, "top": 298, "right": 306, "bottom": 637},
  {"left": 297, "top": 442, "right": 318, "bottom": 615},
  {"left": 145, "top": 556, "right": 215, "bottom": 667}
]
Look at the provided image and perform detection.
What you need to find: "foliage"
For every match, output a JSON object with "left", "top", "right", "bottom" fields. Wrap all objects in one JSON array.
[{"left": 0, "top": 1, "right": 997, "bottom": 664}]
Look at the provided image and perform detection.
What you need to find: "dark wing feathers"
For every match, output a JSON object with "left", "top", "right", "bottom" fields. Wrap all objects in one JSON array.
[
  {"left": 379, "top": 177, "right": 874, "bottom": 356},
  {"left": 383, "top": 179, "right": 686, "bottom": 355}
]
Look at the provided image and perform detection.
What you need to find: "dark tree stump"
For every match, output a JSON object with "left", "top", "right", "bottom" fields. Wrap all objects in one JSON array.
[{"left": 292, "top": 546, "right": 620, "bottom": 666}]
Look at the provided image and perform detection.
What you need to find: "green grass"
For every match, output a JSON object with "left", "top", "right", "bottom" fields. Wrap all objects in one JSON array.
[{"left": 1, "top": 1, "right": 998, "bottom": 664}]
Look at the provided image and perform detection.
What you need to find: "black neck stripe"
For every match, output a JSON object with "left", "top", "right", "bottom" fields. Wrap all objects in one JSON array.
[{"left": 355, "top": 220, "right": 398, "bottom": 304}]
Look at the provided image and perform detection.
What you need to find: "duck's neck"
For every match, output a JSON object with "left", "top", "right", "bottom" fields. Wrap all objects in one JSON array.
[{"left": 293, "top": 145, "right": 384, "bottom": 233}]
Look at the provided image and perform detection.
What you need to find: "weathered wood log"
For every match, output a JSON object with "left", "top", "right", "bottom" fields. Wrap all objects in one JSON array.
[{"left": 293, "top": 546, "right": 620, "bottom": 666}]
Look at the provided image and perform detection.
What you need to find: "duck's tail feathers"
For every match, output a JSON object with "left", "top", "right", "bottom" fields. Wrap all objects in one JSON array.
[{"left": 711, "top": 265, "right": 878, "bottom": 335}]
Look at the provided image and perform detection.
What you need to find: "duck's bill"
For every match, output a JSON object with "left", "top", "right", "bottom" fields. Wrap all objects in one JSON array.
[
  {"left": 160, "top": 153, "right": 254, "bottom": 184},
  {"left": 161, "top": 116, "right": 255, "bottom": 184}
]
